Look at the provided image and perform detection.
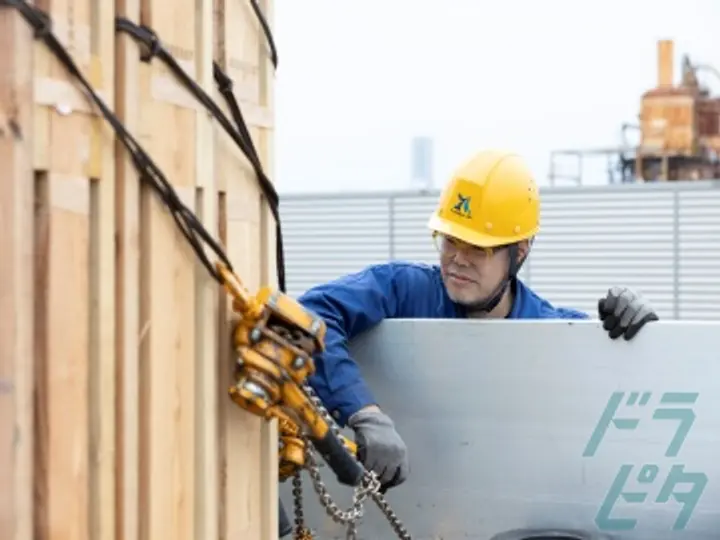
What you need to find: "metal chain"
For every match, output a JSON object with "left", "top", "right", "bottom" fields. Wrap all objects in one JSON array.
[
  {"left": 291, "top": 473, "right": 313, "bottom": 540},
  {"left": 369, "top": 489, "right": 412, "bottom": 539},
  {"left": 270, "top": 324, "right": 412, "bottom": 539},
  {"left": 304, "top": 448, "right": 377, "bottom": 538},
  {"left": 291, "top": 383, "right": 412, "bottom": 540}
]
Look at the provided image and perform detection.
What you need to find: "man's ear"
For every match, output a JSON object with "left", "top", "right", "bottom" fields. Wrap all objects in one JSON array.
[{"left": 516, "top": 239, "right": 531, "bottom": 264}]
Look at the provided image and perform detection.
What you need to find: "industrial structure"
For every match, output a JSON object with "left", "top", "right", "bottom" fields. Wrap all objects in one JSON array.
[{"left": 549, "top": 39, "right": 720, "bottom": 186}]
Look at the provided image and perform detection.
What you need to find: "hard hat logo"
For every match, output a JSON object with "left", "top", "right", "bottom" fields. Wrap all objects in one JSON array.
[{"left": 451, "top": 194, "right": 472, "bottom": 219}]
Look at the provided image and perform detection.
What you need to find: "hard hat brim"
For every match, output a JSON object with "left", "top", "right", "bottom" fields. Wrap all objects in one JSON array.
[{"left": 427, "top": 213, "right": 538, "bottom": 249}]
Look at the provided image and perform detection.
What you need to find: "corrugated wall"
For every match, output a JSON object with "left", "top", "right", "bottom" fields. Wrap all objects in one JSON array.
[
  {"left": 280, "top": 180, "right": 720, "bottom": 320},
  {"left": 283, "top": 196, "right": 391, "bottom": 290}
]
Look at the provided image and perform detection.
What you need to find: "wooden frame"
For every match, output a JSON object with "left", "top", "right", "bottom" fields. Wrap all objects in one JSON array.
[{"left": 0, "top": 0, "right": 278, "bottom": 538}]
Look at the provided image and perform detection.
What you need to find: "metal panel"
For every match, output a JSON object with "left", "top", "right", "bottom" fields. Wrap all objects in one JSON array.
[
  {"left": 677, "top": 189, "right": 720, "bottom": 319},
  {"left": 390, "top": 195, "right": 436, "bottom": 262},
  {"left": 279, "top": 181, "right": 720, "bottom": 319},
  {"left": 280, "top": 196, "right": 391, "bottom": 297},
  {"left": 530, "top": 189, "right": 676, "bottom": 318},
  {"left": 280, "top": 319, "right": 720, "bottom": 540}
]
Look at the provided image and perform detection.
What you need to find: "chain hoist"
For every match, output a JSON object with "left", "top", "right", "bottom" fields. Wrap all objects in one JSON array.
[
  {"left": 217, "top": 263, "right": 412, "bottom": 539},
  {"left": 290, "top": 383, "right": 412, "bottom": 540}
]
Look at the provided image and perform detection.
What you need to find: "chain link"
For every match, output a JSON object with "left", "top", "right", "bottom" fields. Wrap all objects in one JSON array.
[
  {"left": 291, "top": 473, "right": 314, "bottom": 540},
  {"left": 289, "top": 384, "right": 413, "bottom": 540}
]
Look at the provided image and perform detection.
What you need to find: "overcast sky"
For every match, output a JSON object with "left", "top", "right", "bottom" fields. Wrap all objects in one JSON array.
[{"left": 272, "top": 0, "right": 720, "bottom": 194}]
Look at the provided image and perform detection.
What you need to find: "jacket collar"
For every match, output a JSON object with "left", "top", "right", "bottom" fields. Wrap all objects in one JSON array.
[{"left": 445, "top": 278, "right": 533, "bottom": 319}]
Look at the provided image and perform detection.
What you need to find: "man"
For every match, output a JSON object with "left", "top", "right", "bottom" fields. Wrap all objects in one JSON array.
[{"left": 296, "top": 150, "right": 658, "bottom": 492}]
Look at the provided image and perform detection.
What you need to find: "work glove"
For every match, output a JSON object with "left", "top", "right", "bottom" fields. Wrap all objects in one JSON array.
[
  {"left": 348, "top": 407, "right": 409, "bottom": 491},
  {"left": 598, "top": 286, "right": 659, "bottom": 341}
]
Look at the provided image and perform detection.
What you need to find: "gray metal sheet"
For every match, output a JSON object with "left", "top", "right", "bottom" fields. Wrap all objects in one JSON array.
[
  {"left": 280, "top": 320, "right": 720, "bottom": 540},
  {"left": 280, "top": 196, "right": 391, "bottom": 297},
  {"left": 527, "top": 190, "right": 676, "bottom": 318},
  {"left": 678, "top": 190, "right": 720, "bottom": 319}
]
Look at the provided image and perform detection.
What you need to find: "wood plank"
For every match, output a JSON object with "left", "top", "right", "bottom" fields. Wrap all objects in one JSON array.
[
  {"left": 29, "top": 0, "right": 117, "bottom": 538},
  {"left": 136, "top": 1, "right": 198, "bottom": 539},
  {"left": 216, "top": 191, "right": 230, "bottom": 539},
  {"left": 214, "top": 0, "right": 278, "bottom": 538},
  {"left": 0, "top": 9, "right": 35, "bottom": 540},
  {"left": 256, "top": 1, "right": 280, "bottom": 537},
  {"left": 88, "top": 2, "right": 117, "bottom": 539},
  {"left": 194, "top": 1, "right": 220, "bottom": 539},
  {"left": 114, "top": 1, "right": 142, "bottom": 539},
  {"left": 35, "top": 172, "right": 91, "bottom": 540}
]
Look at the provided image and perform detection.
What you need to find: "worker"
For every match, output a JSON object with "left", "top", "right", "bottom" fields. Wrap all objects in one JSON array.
[{"left": 296, "top": 150, "right": 659, "bottom": 493}]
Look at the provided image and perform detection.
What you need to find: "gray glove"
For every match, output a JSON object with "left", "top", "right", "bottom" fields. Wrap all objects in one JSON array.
[
  {"left": 598, "top": 286, "right": 658, "bottom": 340},
  {"left": 348, "top": 407, "right": 409, "bottom": 489}
]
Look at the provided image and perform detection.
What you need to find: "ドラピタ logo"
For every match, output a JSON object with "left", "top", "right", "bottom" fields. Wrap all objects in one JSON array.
[{"left": 584, "top": 390, "right": 706, "bottom": 531}]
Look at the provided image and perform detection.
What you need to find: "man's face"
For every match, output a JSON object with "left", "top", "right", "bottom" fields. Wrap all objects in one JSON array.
[{"left": 437, "top": 234, "right": 517, "bottom": 305}]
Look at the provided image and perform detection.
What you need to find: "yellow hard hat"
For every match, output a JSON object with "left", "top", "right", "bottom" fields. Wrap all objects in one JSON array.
[{"left": 427, "top": 150, "right": 540, "bottom": 248}]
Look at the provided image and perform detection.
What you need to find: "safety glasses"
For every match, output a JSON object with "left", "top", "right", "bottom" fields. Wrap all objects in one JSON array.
[{"left": 432, "top": 232, "right": 503, "bottom": 261}]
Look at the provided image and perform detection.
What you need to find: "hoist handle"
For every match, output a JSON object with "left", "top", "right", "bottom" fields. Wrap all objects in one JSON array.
[
  {"left": 309, "top": 429, "right": 364, "bottom": 487},
  {"left": 216, "top": 262, "right": 263, "bottom": 317}
]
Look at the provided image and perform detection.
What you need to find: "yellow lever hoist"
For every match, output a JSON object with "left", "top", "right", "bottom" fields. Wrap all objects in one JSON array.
[
  {"left": 217, "top": 262, "right": 359, "bottom": 481},
  {"left": 216, "top": 263, "right": 412, "bottom": 540}
]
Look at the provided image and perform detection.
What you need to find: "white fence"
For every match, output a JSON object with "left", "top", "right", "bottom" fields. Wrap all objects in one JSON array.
[{"left": 280, "top": 181, "right": 720, "bottom": 320}]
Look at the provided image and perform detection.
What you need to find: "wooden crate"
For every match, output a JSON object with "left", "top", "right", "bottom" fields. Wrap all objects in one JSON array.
[{"left": 0, "top": 0, "right": 279, "bottom": 538}]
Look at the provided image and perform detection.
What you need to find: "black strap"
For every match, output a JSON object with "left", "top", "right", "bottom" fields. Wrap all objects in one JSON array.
[
  {"left": 115, "top": 17, "right": 286, "bottom": 292},
  {"left": 248, "top": 0, "right": 278, "bottom": 69},
  {"left": 3, "top": 0, "right": 285, "bottom": 291}
]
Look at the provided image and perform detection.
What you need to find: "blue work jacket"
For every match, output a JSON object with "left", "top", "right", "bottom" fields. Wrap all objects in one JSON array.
[{"left": 297, "top": 261, "right": 589, "bottom": 426}]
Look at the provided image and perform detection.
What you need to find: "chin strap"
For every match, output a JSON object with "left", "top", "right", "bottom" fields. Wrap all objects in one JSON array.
[{"left": 463, "top": 243, "right": 526, "bottom": 314}]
